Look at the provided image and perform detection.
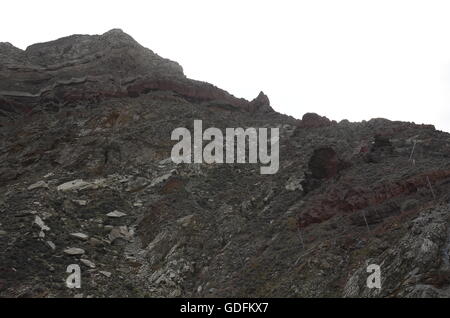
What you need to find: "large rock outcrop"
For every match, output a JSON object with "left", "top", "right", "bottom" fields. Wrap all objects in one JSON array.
[
  {"left": 0, "top": 29, "right": 272, "bottom": 120},
  {"left": 0, "top": 30, "right": 449, "bottom": 298}
]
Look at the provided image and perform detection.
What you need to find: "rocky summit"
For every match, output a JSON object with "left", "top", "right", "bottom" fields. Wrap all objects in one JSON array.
[{"left": 0, "top": 29, "right": 450, "bottom": 298}]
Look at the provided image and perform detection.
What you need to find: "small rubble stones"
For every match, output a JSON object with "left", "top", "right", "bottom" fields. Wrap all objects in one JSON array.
[
  {"left": 99, "top": 271, "right": 112, "bottom": 278},
  {"left": 70, "top": 233, "right": 89, "bottom": 241},
  {"left": 64, "top": 248, "right": 85, "bottom": 256},
  {"left": 80, "top": 259, "right": 96, "bottom": 268},
  {"left": 27, "top": 181, "right": 49, "bottom": 190},
  {"left": 106, "top": 211, "right": 127, "bottom": 218}
]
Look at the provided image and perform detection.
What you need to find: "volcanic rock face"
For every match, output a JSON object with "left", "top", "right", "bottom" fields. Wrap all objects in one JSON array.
[
  {"left": 1, "top": 30, "right": 450, "bottom": 298},
  {"left": 308, "top": 147, "right": 341, "bottom": 179},
  {"left": 299, "top": 112, "right": 334, "bottom": 128},
  {"left": 0, "top": 29, "right": 272, "bottom": 121}
]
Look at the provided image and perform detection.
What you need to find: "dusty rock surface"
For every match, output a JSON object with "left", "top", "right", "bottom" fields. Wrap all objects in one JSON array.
[{"left": 0, "top": 30, "right": 450, "bottom": 297}]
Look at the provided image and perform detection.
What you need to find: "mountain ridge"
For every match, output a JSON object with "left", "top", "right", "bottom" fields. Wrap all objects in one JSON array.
[{"left": 0, "top": 29, "right": 276, "bottom": 122}]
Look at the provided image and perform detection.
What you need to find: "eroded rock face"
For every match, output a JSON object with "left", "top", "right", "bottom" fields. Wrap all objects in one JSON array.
[
  {"left": 344, "top": 206, "right": 450, "bottom": 298},
  {"left": 308, "top": 147, "right": 340, "bottom": 179},
  {"left": 299, "top": 112, "right": 334, "bottom": 128},
  {"left": 1, "top": 30, "right": 450, "bottom": 298},
  {"left": 249, "top": 91, "right": 273, "bottom": 113},
  {"left": 0, "top": 29, "right": 184, "bottom": 92},
  {"left": 0, "top": 29, "right": 272, "bottom": 119},
  {"left": 373, "top": 134, "right": 393, "bottom": 149}
]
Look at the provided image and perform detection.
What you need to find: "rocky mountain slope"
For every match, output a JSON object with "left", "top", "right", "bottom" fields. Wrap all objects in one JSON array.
[{"left": 1, "top": 29, "right": 449, "bottom": 298}]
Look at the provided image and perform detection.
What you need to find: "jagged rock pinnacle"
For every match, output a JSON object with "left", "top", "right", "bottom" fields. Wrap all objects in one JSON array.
[{"left": 250, "top": 91, "right": 273, "bottom": 113}]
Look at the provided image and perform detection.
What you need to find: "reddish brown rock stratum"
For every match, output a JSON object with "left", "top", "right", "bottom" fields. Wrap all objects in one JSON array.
[
  {"left": 0, "top": 29, "right": 272, "bottom": 120},
  {"left": 0, "top": 30, "right": 450, "bottom": 298}
]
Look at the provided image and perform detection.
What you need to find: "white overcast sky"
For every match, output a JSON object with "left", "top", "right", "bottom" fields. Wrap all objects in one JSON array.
[{"left": 1, "top": 0, "right": 450, "bottom": 132}]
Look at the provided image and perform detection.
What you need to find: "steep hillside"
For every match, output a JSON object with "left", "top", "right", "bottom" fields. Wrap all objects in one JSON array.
[{"left": 0, "top": 30, "right": 449, "bottom": 298}]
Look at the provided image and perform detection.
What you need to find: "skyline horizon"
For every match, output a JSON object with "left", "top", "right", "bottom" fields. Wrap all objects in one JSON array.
[
  {"left": 2, "top": 1, "right": 450, "bottom": 133},
  {"left": 2, "top": 28, "right": 448, "bottom": 133}
]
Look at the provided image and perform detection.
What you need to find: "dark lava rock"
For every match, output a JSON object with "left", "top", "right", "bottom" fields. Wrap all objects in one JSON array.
[{"left": 0, "top": 30, "right": 450, "bottom": 298}]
